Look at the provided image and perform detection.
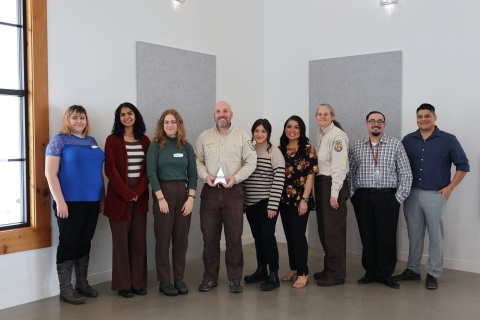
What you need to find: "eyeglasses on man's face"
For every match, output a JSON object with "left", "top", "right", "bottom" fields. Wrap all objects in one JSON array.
[{"left": 367, "top": 119, "right": 385, "bottom": 125}]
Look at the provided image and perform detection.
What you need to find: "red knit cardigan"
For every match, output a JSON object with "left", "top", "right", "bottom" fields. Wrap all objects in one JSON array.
[{"left": 103, "top": 134, "right": 150, "bottom": 222}]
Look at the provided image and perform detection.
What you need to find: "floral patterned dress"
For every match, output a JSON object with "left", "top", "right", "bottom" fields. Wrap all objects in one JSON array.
[{"left": 280, "top": 143, "right": 319, "bottom": 209}]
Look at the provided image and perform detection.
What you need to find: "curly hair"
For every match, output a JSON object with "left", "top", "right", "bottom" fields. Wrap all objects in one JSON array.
[
  {"left": 152, "top": 109, "right": 188, "bottom": 149},
  {"left": 59, "top": 105, "right": 90, "bottom": 135}
]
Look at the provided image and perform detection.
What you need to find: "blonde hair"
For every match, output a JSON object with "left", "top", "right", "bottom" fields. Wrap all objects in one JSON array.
[
  {"left": 59, "top": 105, "right": 90, "bottom": 135},
  {"left": 153, "top": 109, "right": 188, "bottom": 149}
]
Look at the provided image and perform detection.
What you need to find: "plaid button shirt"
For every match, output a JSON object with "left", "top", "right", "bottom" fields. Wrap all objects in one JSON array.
[{"left": 347, "top": 134, "right": 412, "bottom": 203}]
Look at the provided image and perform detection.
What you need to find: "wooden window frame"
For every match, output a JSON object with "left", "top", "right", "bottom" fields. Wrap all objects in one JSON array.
[{"left": 0, "top": 0, "right": 50, "bottom": 255}]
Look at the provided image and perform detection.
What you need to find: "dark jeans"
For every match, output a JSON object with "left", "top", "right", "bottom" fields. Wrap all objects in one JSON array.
[
  {"left": 200, "top": 184, "right": 244, "bottom": 281},
  {"left": 109, "top": 177, "right": 147, "bottom": 291},
  {"left": 279, "top": 203, "right": 310, "bottom": 276},
  {"left": 245, "top": 199, "right": 279, "bottom": 272},
  {"left": 351, "top": 188, "right": 400, "bottom": 281},
  {"left": 314, "top": 176, "right": 349, "bottom": 279},
  {"left": 153, "top": 180, "right": 191, "bottom": 282},
  {"left": 54, "top": 201, "right": 100, "bottom": 263}
]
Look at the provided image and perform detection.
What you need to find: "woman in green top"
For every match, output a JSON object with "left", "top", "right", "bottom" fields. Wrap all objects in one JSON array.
[{"left": 147, "top": 109, "right": 197, "bottom": 296}]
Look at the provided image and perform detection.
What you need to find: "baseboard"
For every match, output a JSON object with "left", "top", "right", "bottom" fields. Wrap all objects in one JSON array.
[
  {"left": 0, "top": 270, "right": 112, "bottom": 311},
  {"left": 398, "top": 252, "right": 480, "bottom": 274}
]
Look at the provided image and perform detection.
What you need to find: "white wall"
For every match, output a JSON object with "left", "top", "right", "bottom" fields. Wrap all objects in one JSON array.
[
  {"left": 0, "top": 0, "right": 264, "bottom": 310},
  {"left": 265, "top": 0, "right": 480, "bottom": 273}
]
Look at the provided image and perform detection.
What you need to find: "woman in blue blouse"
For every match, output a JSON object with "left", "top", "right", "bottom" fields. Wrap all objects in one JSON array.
[{"left": 45, "top": 105, "right": 105, "bottom": 305}]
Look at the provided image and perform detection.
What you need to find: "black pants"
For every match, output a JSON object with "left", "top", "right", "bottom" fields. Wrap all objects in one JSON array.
[
  {"left": 351, "top": 189, "right": 400, "bottom": 281},
  {"left": 245, "top": 199, "right": 279, "bottom": 272},
  {"left": 279, "top": 203, "right": 310, "bottom": 276},
  {"left": 54, "top": 201, "right": 100, "bottom": 264}
]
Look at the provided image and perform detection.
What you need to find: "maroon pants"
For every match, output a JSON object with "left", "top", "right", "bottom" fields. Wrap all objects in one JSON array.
[
  {"left": 153, "top": 180, "right": 191, "bottom": 282},
  {"left": 314, "top": 175, "right": 349, "bottom": 279},
  {"left": 109, "top": 177, "right": 148, "bottom": 291},
  {"left": 200, "top": 184, "right": 244, "bottom": 281}
]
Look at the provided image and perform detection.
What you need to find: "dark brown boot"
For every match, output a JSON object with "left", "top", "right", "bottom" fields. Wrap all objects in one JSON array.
[
  {"left": 57, "top": 261, "right": 85, "bottom": 304},
  {"left": 74, "top": 255, "right": 98, "bottom": 297}
]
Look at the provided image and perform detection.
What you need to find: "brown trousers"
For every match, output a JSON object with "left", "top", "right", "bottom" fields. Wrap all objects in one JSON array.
[
  {"left": 200, "top": 184, "right": 244, "bottom": 281},
  {"left": 314, "top": 175, "right": 349, "bottom": 279},
  {"left": 153, "top": 180, "right": 191, "bottom": 282},
  {"left": 109, "top": 177, "right": 148, "bottom": 291}
]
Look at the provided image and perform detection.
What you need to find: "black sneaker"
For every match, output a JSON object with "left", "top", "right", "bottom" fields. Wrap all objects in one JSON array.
[
  {"left": 426, "top": 273, "right": 438, "bottom": 290},
  {"left": 198, "top": 279, "right": 218, "bottom": 292},
  {"left": 393, "top": 268, "right": 421, "bottom": 281},
  {"left": 229, "top": 278, "right": 243, "bottom": 293}
]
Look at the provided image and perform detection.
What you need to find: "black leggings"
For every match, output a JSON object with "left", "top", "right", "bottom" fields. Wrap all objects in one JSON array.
[
  {"left": 279, "top": 203, "right": 310, "bottom": 276},
  {"left": 54, "top": 201, "right": 100, "bottom": 263},
  {"left": 246, "top": 199, "right": 279, "bottom": 272}
]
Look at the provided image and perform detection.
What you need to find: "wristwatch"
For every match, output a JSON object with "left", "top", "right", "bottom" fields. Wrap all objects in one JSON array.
[
  {"left": 188, "top": 195, "right": 196, "bottom": 199},
  {"left": 301, "top": 197, "right": 309, "bottom": 203}
]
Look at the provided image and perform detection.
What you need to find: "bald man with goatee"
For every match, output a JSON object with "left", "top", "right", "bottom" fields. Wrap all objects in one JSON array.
[{"left": 195, "top": 101, "right": 257, "bottom": 293}]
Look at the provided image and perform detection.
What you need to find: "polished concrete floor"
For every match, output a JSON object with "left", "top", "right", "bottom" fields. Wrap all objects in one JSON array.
[{"left": 2, "top": 243, "right": 480, "bottom": 320}]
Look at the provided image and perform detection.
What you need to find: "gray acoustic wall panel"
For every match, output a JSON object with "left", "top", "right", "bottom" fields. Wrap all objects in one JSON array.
[
  {"left": 137, "top": 41, "right": 216, "bottom": 271},
  {"left": 308, "top": 51, "right": 402, "bottom": 256}
]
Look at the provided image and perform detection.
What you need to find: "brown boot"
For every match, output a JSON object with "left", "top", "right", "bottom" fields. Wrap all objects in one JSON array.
[{"left": 57, "top": 261, "right": 85, "bottom": 304}]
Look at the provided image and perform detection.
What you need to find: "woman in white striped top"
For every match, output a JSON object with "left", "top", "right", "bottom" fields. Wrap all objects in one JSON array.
[
  {"left": 104, "top": 103, "right": 151, "bottom": 298},
  {"left": 243, "top": 119, "right": 285, "bottom": 291}
]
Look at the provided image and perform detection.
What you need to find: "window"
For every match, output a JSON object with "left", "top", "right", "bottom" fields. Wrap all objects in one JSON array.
[
  {"left": 0, "top": 0, "right": 29, "bottom": 230},
  {"left": 0, "top": 0, "right": 50, "bottom": 254}
]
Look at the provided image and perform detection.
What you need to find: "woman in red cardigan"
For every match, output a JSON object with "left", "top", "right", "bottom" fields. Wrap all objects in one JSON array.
[{"left": 104, "top": 102, "right": 150, "bottom": 298}]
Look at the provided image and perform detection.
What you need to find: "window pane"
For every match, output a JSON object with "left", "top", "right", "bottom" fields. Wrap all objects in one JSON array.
[
  {"left": 0, "top": 24, "right": 22, "bottom": 90},
  {"left": 0, "top": 96, "right": 23, "bottom": 159},
  {"left": 0, "top": 0, "right": 19, "bottom": 25},
  {"left": 0, "top": 161, "right": 25, "bottom": 226}
]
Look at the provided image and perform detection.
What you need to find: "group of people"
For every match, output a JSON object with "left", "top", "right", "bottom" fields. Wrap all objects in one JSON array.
[{"left": 45, "top": 100, "right": 469, "bottom": 305}]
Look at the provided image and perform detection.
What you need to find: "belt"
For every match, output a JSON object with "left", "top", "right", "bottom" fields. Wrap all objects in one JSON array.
[
  {"left": 315, "top": 175, "right": 331, "bottom": 181},
  {"left": 217, "top": 183, "right": 225, "bottom": 188},
  {"left": 360, "top": 188, "right": 396, "bottom": 193}
]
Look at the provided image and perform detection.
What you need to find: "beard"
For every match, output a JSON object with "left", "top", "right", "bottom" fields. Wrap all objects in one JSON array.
[
  {"left": 216, "top": 118, "right": 230, "bottom": 128},
  {"left": 372, "top": 132, "right": 380, "bottom": 136}
]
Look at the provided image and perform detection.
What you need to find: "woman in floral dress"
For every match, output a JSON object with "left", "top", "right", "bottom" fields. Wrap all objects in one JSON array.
[{"left": 278, "top": 115, "right": 318, "bottom": 288}]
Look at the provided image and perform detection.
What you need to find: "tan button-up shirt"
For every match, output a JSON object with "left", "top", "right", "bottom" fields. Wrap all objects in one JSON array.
[
  {"left": 315, "top": 122, "right": 349, "bottom": 197},
  {"left": 195, "top": 125, "right": 257, "bottom": 184}
]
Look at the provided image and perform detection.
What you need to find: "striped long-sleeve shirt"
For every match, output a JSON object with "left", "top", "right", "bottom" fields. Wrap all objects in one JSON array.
[{"left": 243, "top": 145, "right": 285, "bottom": 210}]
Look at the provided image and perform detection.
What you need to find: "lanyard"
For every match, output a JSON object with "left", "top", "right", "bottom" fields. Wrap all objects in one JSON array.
[{"left": 369, "top": 139, "right": 380, "bottom": 167}]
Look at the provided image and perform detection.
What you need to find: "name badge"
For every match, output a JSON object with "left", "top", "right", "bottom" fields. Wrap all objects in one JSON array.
[
  {"left": 174, "top": 153, "right": 184, "bottom": 158},
  {"left": 92, "top": 146, "right": 99, "bottom": 149}
]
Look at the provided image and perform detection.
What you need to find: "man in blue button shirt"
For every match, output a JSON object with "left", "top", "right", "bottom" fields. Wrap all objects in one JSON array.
[{"left": 393, "top": 103, "right": 469, "bottom": 290}]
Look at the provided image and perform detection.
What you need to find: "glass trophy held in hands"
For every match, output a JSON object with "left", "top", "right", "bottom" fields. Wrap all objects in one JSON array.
[{"left": 214, "top": 166, "right": 227, "bottom": 185}]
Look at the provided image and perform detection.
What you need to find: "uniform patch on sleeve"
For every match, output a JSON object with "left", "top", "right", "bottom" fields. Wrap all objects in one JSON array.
[
  {"left": 247, "top": 140, "right": 255, "bottom": 151},
  {"left": 334, "top": 140, "right": 343, "bottom": 152}
]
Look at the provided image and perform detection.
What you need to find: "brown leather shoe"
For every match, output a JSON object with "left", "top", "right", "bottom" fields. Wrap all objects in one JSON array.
[
  {"left": 313, "top": 270, "right": 327, "bottom": 280},
  {"left": 317, "top": 275, "right": 345, "bottom": 287}
]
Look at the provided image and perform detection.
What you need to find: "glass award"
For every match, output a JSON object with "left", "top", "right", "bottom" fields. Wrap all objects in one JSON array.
[{"left": 214, "top": 166, "right": 227, "bottom": 185}]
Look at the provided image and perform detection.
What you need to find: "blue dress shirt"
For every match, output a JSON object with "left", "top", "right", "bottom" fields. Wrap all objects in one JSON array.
[{"left": 402, "top": 126, "right": 469, "bottom": 191}]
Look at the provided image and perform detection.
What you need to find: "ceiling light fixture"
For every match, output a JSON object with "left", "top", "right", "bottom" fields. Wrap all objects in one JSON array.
[{"left": 380, "top": 0, "right": 397, "bottom": 5}]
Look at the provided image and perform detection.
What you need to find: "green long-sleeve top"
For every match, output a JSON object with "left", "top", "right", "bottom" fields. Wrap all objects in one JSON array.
[{"left": 146, "top": 137, "right": 198, "bottom": 192}]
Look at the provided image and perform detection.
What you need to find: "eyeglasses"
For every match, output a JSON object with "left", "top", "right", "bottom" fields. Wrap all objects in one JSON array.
[{"left": 367, "top": 120, "right": 385, "bottom": 125}]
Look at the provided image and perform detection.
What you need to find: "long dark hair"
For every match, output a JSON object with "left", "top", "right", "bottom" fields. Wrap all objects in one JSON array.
[
  {"left": 279, "top": 115, "right": 309, "bottom": 154},
  {"left": 111, "top": 102, "right": 146, "bottom": 139},
  {"left": 251, "top": 118, "right": 273, "bottom": 152}
]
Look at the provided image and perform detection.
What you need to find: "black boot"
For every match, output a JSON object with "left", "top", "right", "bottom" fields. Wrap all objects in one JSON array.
[
  {"left": 57, "top": 261, "right": 86, "bottom": 304},
  {"left": 261, "top": 271, "right": 280, "bottom": 291},
  {"left": 74, "top": 255, "right": 98, "bottom": 297},
  {"left": 244, "top": 266, "right": 269, "bottom": 283}
]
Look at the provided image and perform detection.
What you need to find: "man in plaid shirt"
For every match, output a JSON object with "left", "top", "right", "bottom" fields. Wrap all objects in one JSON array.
[{"left": 347, "top": 111, "right": 412, "bottom": 289}]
